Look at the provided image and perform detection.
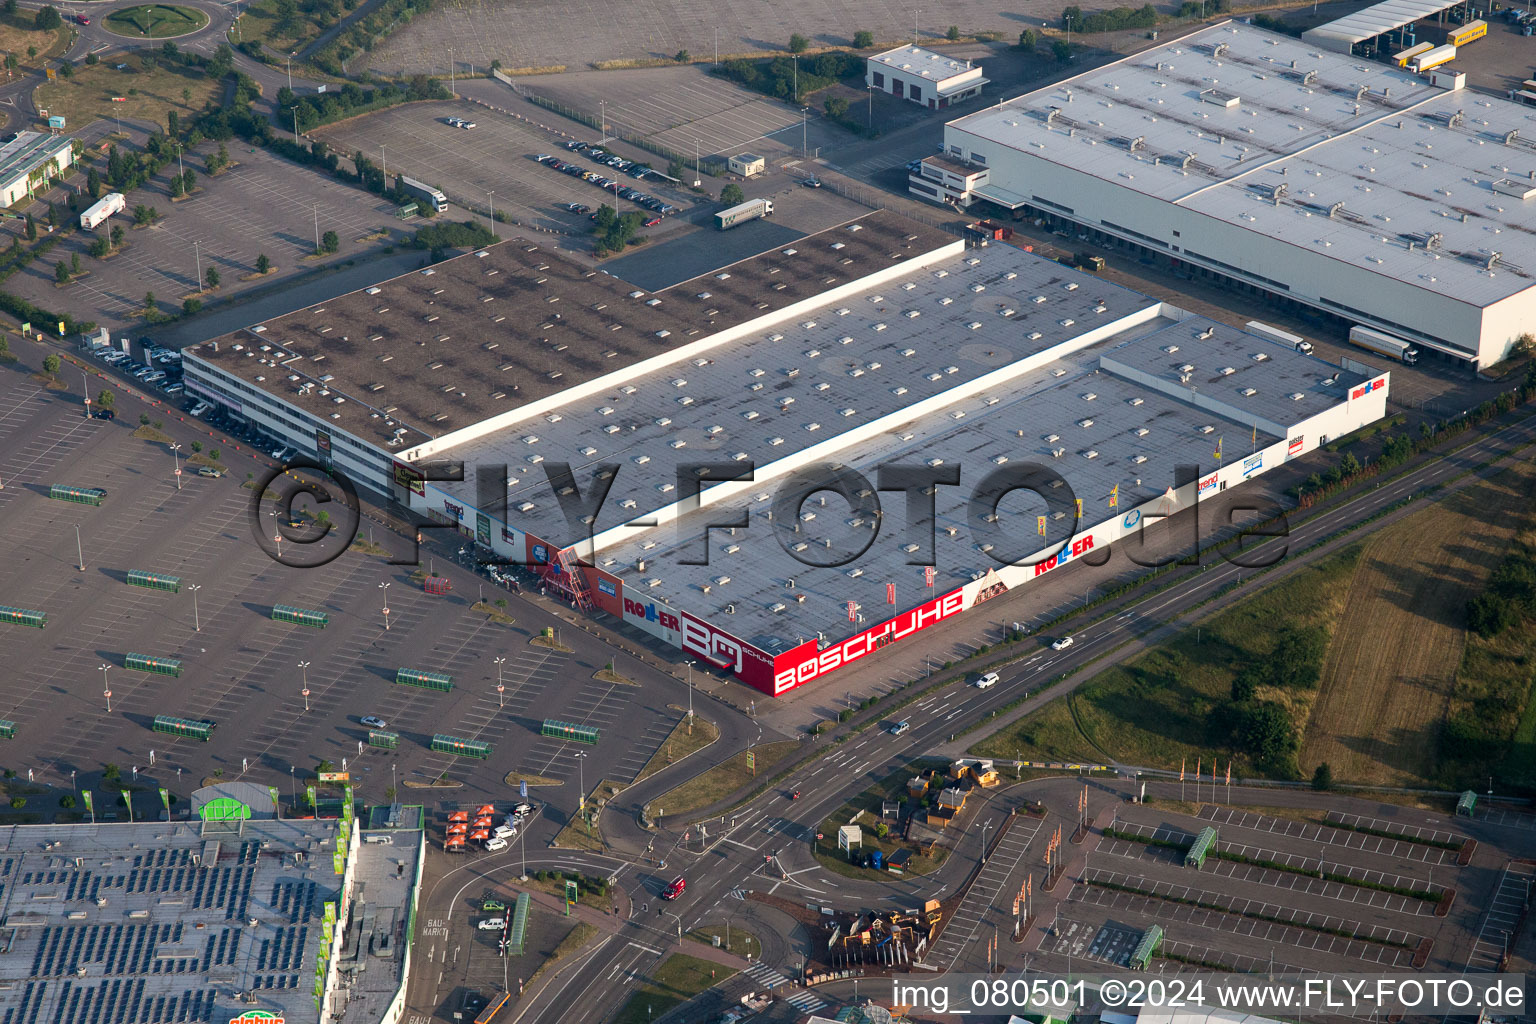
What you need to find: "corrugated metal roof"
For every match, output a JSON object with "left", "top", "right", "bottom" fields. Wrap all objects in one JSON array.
[{"left": 1300, "top": 0, "right": 1462, "bottom": 50}]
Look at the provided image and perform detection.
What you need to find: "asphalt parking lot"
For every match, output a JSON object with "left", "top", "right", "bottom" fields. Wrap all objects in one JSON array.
[
  {"left": 5, "top": 121, "right": 401, "bottom": 333},
  {"left": 364, "top": 0, "right": 1057, "bottom": 75},
  {"left": 1040, "top": 802, "right": 1486, "bottom": 977},
  {"left": 514, "top": 65, "right": 808, "bottom": 158},
  {"left": 0, "top": 341, "right": 687, "bottom": 814},
  {"left": 313, "top": 96, "right": 696, "bottom": 236}
]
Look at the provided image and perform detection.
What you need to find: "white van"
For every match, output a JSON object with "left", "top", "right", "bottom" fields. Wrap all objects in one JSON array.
[{"left": 975, "top": 672, "right": 1000, "bottom": 690}]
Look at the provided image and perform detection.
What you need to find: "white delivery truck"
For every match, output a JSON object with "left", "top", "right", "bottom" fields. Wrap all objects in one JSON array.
[
  {"left": 79, "top": 192, "right": 126, "bottom": 231},
  {"left": 399, "top": 175, "right": 448, "bottom": 212},
  {"left": 715, "top": 198, "right": 773, "bottom": 230},
  {"left": 1348, "top": 325, "right": 1419, "bottom": 364},
  {"left": 1245, "top": 320, "right": 1312, "bottom": 354}
]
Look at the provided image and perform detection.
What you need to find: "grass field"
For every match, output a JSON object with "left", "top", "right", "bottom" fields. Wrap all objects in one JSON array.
[
  {"left": 687, "top": 925, "right": 761, "bottom": 959},
  {"left": 103, "top": 5, "right": 209, "bottom": 38},
  {"left": 971, "top": 544, "right": 1363, "bottom": 774},
  {"left": 644, "top": 739, "right": 799, "bottom": 819},
  {"left": 611, "top": 954, "right": 735, "bottom": 1024},
  {"left": 0, "top": 12, "right": 70, "bottom": 71},
  {"left": 1299, "top": 463, "right": 1534, "bottom": 786},
  {"left": 34, "top": 54, "right": 221, "bottom": 132},
  {"left": 815, "top": 761, "right": 951, "bottom": 880},
  {"left": 229, "top": 0, "right": 351, "bottom": 57},
  {"left": 634, "top": 714, "right": 719, "bottom": 784}
]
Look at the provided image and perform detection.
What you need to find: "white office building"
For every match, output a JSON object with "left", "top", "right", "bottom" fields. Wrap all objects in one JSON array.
[
  {"left": 936, "top": 21, "right": 1536, "bottom": 369},
  {"left": 866, "top": 45, "right": 988, "bottom": 110}
]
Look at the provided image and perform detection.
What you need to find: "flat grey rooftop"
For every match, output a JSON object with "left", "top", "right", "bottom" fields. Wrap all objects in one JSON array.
[
  {"left": 1103, "top": 318, "right": 1371, "bottom": 430},
  {"left": 329, "top": 830, "right": 422, "bottom": 1023},
  {"left": 185, "top": 211, "right": 951, "bottom": 448},
  {"left": 596, "top": 315, "right": 1344, "bottom": 652},
  {"left": 0, "top": 819, "right": 346, "bottom": 1024},
  {"left": 948, "top": 22, "right": 1536, "bottom": 307},
  {"left": 433, "top": 243, "right": 1161, "bottom": 546}
]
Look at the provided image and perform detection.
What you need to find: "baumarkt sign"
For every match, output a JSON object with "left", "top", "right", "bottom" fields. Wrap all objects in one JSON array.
[{"left": 229, "top": 1012, "right": 285, "bottom": 1024}]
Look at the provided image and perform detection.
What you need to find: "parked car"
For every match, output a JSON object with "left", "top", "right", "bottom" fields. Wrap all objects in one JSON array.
[
  {"left": 445, "top": 117, "right": 463, "bottom": 127},
  {"left": 644, "top": 217, "right": 661, "bottom": 227},
  {"left": 459, "top": 120, "right": 476, "bottom": 129},
  {"left": 484, "top": 837, "right": 509, "bottom": 852},
  {"left": 195, "top": 465, "right": 220, "bottom": 477},
  {"left": 93, "top": 408, "right": 115, "bottom": 420},
  {"left": 802, "top": 176, "right": 823, "bottom": 188},
  {"left": 361, "top": 715, "right": 388, "bottom": 729},
  {"left": 477, "top": 918, "right": 505, "bottom": 931},
  {"left": 482, "top": 899, "right": 506, "bottom": 912},
  {"left": 1051, "top": 636, "right": 1075, "bottom": 651}
]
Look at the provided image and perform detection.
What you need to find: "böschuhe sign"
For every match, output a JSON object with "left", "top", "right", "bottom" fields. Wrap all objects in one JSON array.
[{"left": 772, "top": 588, "right": 966, "bottom": 694}]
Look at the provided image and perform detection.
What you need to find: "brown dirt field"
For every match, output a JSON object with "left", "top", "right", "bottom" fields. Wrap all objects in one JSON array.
[{"left": 1300, "top": 462, "right": 1536, "bottom": 786}]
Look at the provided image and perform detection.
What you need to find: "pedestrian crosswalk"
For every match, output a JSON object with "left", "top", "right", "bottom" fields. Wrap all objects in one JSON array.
[{"left": 740, "top": 963, "right": 827, "bottom": 1012}]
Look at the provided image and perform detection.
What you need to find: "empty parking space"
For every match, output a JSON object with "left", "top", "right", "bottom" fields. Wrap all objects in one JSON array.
[
  {"left": 1465, "top": 861, "right": 1534, "bottom": 972},
  {"left": 926, "top": 815, "right": 1041, "bottom": 970},
  {"left": 1200, "top": 806, "right": 1457, "bottom": 864}
]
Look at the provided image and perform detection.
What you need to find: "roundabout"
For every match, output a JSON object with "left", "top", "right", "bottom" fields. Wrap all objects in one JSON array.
[{"left": 102, "top": 4, "right": 209, "bottom": 38}]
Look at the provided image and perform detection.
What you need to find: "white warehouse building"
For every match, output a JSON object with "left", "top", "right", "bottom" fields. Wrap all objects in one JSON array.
[
  {"left": 866, "top": 45, "right": 988, "bottom": 109},
  {"left": 937, "top": 21, "right": 1536, "bottom": 369}
]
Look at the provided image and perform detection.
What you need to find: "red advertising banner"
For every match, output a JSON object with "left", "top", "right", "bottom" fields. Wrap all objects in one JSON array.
[
  {"left": 886, "top": 583, "right": 895, "bottom": 605},
  {"left": 770, "top": 587, "right": 967, "bottom": 695},
  {"left": 583, "top": 566, "right": 625, "bottom": 618},
  {"left": 678, "top": 611, "right": 777, "bottom": 693}
]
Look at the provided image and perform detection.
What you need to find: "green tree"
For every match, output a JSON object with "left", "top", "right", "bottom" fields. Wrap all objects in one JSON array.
[
  {"left": 182, "top": 298, "right": 202, "bottom": 314},
  {"left": 181, "top": 86, "right": 191, "bottom": 103},
  {"left": 720, "top": 183, "right": 745, "bottom": 205},
  {"left": 1466, "top": 592, "right": 1516, "bottom": 637},
  {"left": 57, "top": 59, "right": 71, "bottom": 77},
  {"left": 1271, "top": 626, "right": 1328, "bottom": 688},
  {"left": 103, "top": 763, "right": 121, "bottom": 784},
  {"left": 824, "top": 95, "right": 850, "bottom": 119},
  {"left": 1230, "top": 671, "right": 1257, "bottom": 704},
  {"left": 59, "top": 793, "right": 76, "bottom": 809},
  {"left": 169, "top": 176, "right": 184, "bottom": 198},
  {"left": 255, "top": 253, "right": 271, "bottom": 274},
  {"left": 85, "top": 51, "right": 98, "bottom": 65},
  {"left": 1238, "top": 701, "right": 1296, "bottom": 776},
  {"left": 70, "top": 252, "right": 80, "bottom": 274},
  {"left": 873, "top": 822, "right": 889, "bottom": 838},
  {"left": 143, "top": 291, "right": 156, "bottom": 311},
  {"left": 46, "top": 201, "right": 56, "bottom": 227},
  {"left": 166, "top": 109, "right": 179, "bottom": 137},
  {"left": 190, "top": 440, "right": 203, "bottom": 453},
  {"left": 86, "top": 167, "right": 101, "bottom": 199},
  {"left": 1310, "top": 763, "right": 1333, "bottom": 791},
  {"left": 1052, "top": 38, "right": 1072, "bottom": 61},
  {"left": 321, "top": 229, "right": 339, "bottom": 253},
  {"left": 181, "top": 168, "right": 196, "bottom": 193},
  {"left": 96, "top": 389, "right": 113, "bottom": 409},
  {"left": 53, "top": 260, "right": 69, "bottom": 283},
  {"left": 23, "top": 212, "right": 35, "bottom": 240},
  {"left": 43, "top": 353, "right": 60, "bottom": 373},
  {"left": 138, "top": 413, "right": 149, "bottom": 425},
  {"left": 205, "top": 266, "right": 220, "bottom": 289},
  {"left": 33, "top": 4, "right": 59, "bottom": 30},
  {"left": 110, "top": 224, "right": 124, "bottom": 248},
  {"left": 9, "top": 796, "right": 24, "bottom": 809},
  {"left": 1338, "top": 451, "right": 1362, "bottom": 477},
  {"left": 788, "top": 32, "right": 809, "bottom": 52},
  {"left": 209, "top": 449, "right": 221, "bottom": 461},
  {"left": 946, "top": 24, "right": 960, "bottom": 39},
  {"left": 1019, "top": 28, "right": 1037, "bottom": 49},
  {"left": 2, "top": 0, "right": 16, "bottom": 16},
  {"left": 673, "top": 49, "right": 689, "bottom": 62},
  {"left": 853, "top": 29, "right": 874, "bottom": 47}
]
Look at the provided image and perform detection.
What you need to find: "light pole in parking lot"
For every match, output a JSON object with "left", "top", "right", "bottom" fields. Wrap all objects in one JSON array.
[
  {"left": 299, "top": 660, "right": 311, "bottom": 712},
  {"left": 380, "top": 145, "right": 386, "bottom": 182},
  {"left": 286, "top": 54, "right": 292, "bottom": 90},
  {"left": 487, "top": 191, "right": 496, "bottom": 237},
  {"left": 170, "top": 443, "right": 182, "bottom": 491},
  {"left": 379, "top": 581, "right": 391, "bottom": 630},
  {"left": 494, "top": 656, "right": 506, "bottom": 707},
  {"left": 685, "top": 660, "right": 695, "bottom": 735},
  {"left": 599, "top": 100, "right": 606, "bottom": 146},
  {"left": 75, "top": 524, "right": 85, "bottom": 571},
  {"left": 188, "top": 583, "right": 201, "bottom": 631},
  {"left": 575, "top": 751, "right": 588, "bottom": 815},
  {"left": 448, "top": 46, "right": 456, "bottom": 96},
  {"left": 979, "top": 819, "right": 993, "bottom": 865},
  {"left": 100, "top": 664, "right": 111, "bottom": 712}
]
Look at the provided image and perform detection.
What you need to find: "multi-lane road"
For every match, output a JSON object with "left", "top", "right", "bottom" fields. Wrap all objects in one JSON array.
[{"left": 400, "top": 404, "right": 1536, "bottom": 1024}]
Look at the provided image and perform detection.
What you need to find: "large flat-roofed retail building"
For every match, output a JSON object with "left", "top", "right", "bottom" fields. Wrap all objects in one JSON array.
[
  {"left": 0, "top": 783, "right": 424, "bottom": 1024},
  {"left": 182, "top": 213, "right": 1387, "bottom": 697},
  {"left": 937, "top": 21, "right": 1536, "bottom": 369}
]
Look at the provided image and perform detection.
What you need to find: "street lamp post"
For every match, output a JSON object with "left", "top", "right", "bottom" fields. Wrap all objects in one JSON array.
[
  {"left": 299, "top": 660, "right": 311, "bottom": 712},
  {"left": 801, "top": 106, "right": 808, "bottom": 157},
  {"left": 100, "top": 663, "right": 111, "bottom": 712},
  {"left": 188, "top": 583, "right": 201, "bottom": 631},
  {"left": 487, "top": 190, "right": 495, "bottom": 237},
  {"left": 979, "top": 819, "right": 993, "bottom": 865},
  {"left": 686, "top": 660, "right": 695, "bottom": 735},
  {"left": 192, "top": 241, "right": 201, "bottom": 295},
  {"left": 494, "top": 655, "right": 506, "bottom": 708},
  {"left": 170, "top": 443, "right": 182, "bottom": 491},
  {"left": 379, "top": 581, "right": 391, "bottom": 630},
  {"left": 380, "top": 144, "right": 386, "bottom": 181},
  {"left": 575, "top": 751, "right": 588, "bottom": 814},
  {"left": 76, "top": 524, "right": 84, "bottom": 571}
]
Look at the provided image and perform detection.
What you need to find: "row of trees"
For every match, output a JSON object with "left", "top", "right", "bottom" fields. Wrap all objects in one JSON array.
[
  {"left": 710, "top": 51, "right": 862, "bottom": 103},
  {"left": 277, "top": 74, "right": 449, "bottom": 134},
  {"left": 1060, "top": 4, "right": 1159, "bottom": 33}
]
